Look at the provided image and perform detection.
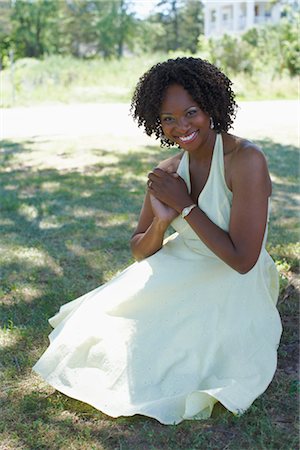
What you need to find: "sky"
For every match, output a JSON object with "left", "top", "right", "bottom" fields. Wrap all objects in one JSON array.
[{"left": 130, "top": 0, "right": 158, "bottom": 19}]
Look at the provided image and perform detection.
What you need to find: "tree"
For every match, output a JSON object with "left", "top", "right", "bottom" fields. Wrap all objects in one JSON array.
[
  {"left": 93, "top": 0, "right": 136, "bottom": 58},
  {"left": 60, "top": 0, "right": 136, "bottom": 58},
  {"left": 179, "top": 0, "right": 204, "bottom": 53},
  {"left": 149, "top": 0, "right": 183, "bottom": 52},
  {"left": 59, "top": 0, "right": 99, "bottom": 57},
  {"left": 208, "top": 34, "right": 255, "bottom": 75},
  {"left": 0, "top": 0, "right": 12, "bottom": 68},
  {"left": 11, "top": 0, "right": 60, "bottom": 58},
  {"left": 115, "top": 0, "right": 136, "bottom": 58},
  {"left": 146, "top": 0, "right": 203, "bottom": 53}
]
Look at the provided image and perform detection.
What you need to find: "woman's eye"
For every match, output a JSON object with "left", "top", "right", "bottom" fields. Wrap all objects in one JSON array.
[
  {"left": 187, "top": 109, "right": 197, "bottom": 117},
  {"left": 162, "top": 117, "right": 174, "bottom": 123}
]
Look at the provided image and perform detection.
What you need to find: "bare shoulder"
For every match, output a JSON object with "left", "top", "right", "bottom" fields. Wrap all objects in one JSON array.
[
  {"left": 233, "top": 138, "right": 268, "bottom": 169},
  {"left": 156, "top": 151, "right": 183, "bottom": 173},
  {"left": 224, "top": 134, "right": 271, "bottom": 194},
  {"left": 224, "top": 133, "right": 268, "bottom": 170}
]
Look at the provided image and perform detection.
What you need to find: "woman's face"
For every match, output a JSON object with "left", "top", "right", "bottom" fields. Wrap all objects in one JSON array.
[{"left": 159, "top": 84, "right": 213, "bottom": 152}]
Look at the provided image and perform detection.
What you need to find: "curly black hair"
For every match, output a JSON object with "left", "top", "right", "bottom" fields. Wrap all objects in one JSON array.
[{"left": 130, "top": 57, "right": 238, "bottom": 147}]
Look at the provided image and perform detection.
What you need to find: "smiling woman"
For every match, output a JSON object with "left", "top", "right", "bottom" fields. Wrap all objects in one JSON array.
[
  {"left": 33, "top": 57, "right": 282, "bottom": 425},
  {"left": 131, "top": 57, "right": 237, "bottom": 143},
  {"left": 159, "top": 85, "right": 211, "bottom": 149}
]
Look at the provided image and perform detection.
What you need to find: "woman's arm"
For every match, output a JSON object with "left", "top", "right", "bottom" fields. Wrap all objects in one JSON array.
[
  {"left": 148, "top": 146, "right": 271, "bottom": 274},
  {"left": 130, "top": 192, "right": 169, "bottom": 261},
  {"left": 131, "top": 154, "right": 182, "bottom": 261}
]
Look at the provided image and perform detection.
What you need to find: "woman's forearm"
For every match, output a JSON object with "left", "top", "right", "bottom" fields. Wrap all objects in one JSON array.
[
  {"left": 130, "top": 218, "right": 169, "bottom": 261},
  {"left": 183, "top": 207, "right": 264, "bottom": 274}
]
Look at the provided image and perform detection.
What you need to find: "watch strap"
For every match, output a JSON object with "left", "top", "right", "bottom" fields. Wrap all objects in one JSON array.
[{"left": 181, "top": 203, "right": 197, "bottom": 219}]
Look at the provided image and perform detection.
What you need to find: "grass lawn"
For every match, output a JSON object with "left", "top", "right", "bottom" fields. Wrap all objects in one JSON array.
[
  {"left": 1, "top": 55, "right": 298, "bottom": 107},
  {"left": 0, "top": 131, "right": 299, "bottom": 449}
]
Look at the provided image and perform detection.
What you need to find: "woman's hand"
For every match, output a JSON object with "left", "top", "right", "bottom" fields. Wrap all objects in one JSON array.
[
  {"left": 147, "top": 168, "right": 191, "bottom": 212},
  {"left": 149, "top": 194, "right": 179, "bottom": 225},
  {"left": 131, "top": 165, "right": 191, "bottom": 261}
]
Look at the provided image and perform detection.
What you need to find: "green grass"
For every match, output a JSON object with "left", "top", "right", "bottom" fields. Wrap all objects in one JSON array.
[
  {"left": 1, "top": 54, "right": 298, "bottom": 107},
  {"left": 0, "top": 134, "right": 299, "bottom": 449}
]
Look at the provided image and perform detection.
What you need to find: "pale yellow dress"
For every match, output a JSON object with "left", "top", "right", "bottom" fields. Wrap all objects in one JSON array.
[{"left": 33, "top": 133, "right": 282, "bottom": 425}]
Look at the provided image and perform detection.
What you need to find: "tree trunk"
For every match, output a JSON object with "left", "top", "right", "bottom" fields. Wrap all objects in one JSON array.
[{"left": 172, "top": 0, "right": 179, "bottom": 50}]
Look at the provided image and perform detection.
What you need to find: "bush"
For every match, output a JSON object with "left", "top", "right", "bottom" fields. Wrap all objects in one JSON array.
[
  {"left": 206, "top": 34, "right": 255, "bottom": 75},
  {"left": 199, "top": 15, "right": 300, "bottom": 78}
]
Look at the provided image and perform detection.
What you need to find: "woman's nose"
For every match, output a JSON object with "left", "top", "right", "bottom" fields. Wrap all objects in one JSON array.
[{"left": 176, "top": 117, "right": 190, "bottom": 132}]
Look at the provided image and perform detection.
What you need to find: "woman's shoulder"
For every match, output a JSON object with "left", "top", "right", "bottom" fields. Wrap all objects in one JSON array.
[
  {"left": 224, "top": 133, "right": 268, "bottom": 168},
  {"left": 156, "top": 151, "right": 184, "bottom": 173},
  {"left": 223, "top": 133, "right": 271, "bottom": 193}
]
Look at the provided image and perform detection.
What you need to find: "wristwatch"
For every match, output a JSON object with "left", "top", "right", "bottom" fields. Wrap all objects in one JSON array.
[{"left": 181, "top": 203, "right": 197, "bottom": 219}]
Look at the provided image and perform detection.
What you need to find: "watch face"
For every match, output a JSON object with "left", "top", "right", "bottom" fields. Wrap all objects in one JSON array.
[
  {"left": 181, "top": 207, "right": 189, "bottom": 218},
  {"left": 181, "top": 204, "right": 196, "bottom": 218}
]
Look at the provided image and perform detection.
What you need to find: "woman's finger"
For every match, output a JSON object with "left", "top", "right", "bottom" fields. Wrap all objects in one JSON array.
[{"left": 151, "top": 168, "right": 167, "bottom": 178}]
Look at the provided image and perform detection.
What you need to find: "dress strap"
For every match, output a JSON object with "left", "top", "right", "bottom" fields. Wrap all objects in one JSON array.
[
  {"left": 211, "top": 133, "right": 232, "bottom": 198},
  {"left": 176, "top": 151, "right": 191, "bottom": 193}
]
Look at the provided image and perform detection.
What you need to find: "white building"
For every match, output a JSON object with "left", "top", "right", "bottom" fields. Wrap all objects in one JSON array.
[{"left": 204, "top": 1, "right": 282, "bottom": 38}]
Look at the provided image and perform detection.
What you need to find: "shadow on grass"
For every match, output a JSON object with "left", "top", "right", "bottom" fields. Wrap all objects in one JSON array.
[
  {"left": 0, "top": 138, "right": 175, "bottom": 388},
  {"left": 0, "top": 140, "right": 173, "bottom": 325},
  {"left": 256, "top": 139, "right": 299, "bottom": 246},
  {"left": 0, "top": 137, "right": 298, "bottom": 449}
]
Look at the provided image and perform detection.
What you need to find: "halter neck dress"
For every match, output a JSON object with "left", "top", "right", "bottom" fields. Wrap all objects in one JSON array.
[{"left": 33, "top": 133, "right": 282, "bottom": 425}]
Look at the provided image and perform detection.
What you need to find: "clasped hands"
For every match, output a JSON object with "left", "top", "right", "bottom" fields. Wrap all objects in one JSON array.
[{"left": 147, "top": 168, "right": 191, "bottom": 223}]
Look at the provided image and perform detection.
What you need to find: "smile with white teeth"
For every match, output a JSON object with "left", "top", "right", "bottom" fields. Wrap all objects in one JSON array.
[{"left": 178, "top": 131, "right": 198, "bottom": 143}]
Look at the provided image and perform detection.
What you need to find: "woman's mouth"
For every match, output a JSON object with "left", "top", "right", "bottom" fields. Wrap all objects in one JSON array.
[{"left": 177, "top": 131, "right": 199, "bottom": 144}]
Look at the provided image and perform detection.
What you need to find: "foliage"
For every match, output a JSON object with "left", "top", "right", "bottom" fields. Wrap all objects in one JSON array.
[
  {"left": 147, "top": 0, "right": 204, "bottom": 53},
  {"left": 0, "top": 0, "right": 12, "bottom": 68},
  {"left": 93, "top": 0, "right": 136, "bottom": 58},
  {"left": 133, "top": 20, "right": 166, "bottom": 55},
  {"left": 58, "top": 0, "right": 99, "bottom": 57},
  {"left": 60, "top": 0, "right": 137, "bottom": 58},
  {"left": 199, "top": 12, "right": 300, "bottom": 78},
  {"left": 5, "top": 0, "right": 138, "bottom": 61},
  {"left": 11, "top": 0, "right": 61, "bottom": 59},
  {"left": 0, "top": 35, "right": 11, "bottom": 69},
  {"left": 0, "top": 0, "right": 298, "bottom": 79},
  {"left": 0, "top": 54, "right": 160, "bottom": 106},
  {"left": 276, "top": 15, "right": 300, "bottom": 76},
  {"left": 205, "top": 34, "right": 255, "bottom": 75},
  {"left": 2, "top": 0, "right": 204, "bottom": 63},
  {"left": 1, "top": 54, "right": 298, "bottom": 107},
  {"left": 179, "top": 0, "right": 204, "bottom": 53}
]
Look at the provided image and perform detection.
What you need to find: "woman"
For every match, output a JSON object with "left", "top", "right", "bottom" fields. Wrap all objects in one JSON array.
[{"left": 33, "top": 57, "right": 282, "bottom": 425}]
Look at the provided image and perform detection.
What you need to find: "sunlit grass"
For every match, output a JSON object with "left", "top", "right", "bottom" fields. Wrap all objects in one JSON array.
[
  {"left": 1, "top": 54, "right": 298, "bottom": 107},
  {"left": 0, "top": 133, "right": 298, "bottom": 449},
  {"left": 233, "top": 72, "right": 299, "bottom": 101}
]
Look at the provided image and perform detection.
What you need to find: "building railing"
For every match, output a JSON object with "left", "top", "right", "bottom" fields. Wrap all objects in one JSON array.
[
  {"left": 207, "top": 14, "right": 274, "bottom": 35},
  {"left": 254, "top": 15, "right": 273, "bottom": 24}
]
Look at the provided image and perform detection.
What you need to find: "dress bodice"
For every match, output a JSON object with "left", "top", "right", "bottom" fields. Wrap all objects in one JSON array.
[{"left": 171, "top": 133, "right": 233, "bottom": 256}]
